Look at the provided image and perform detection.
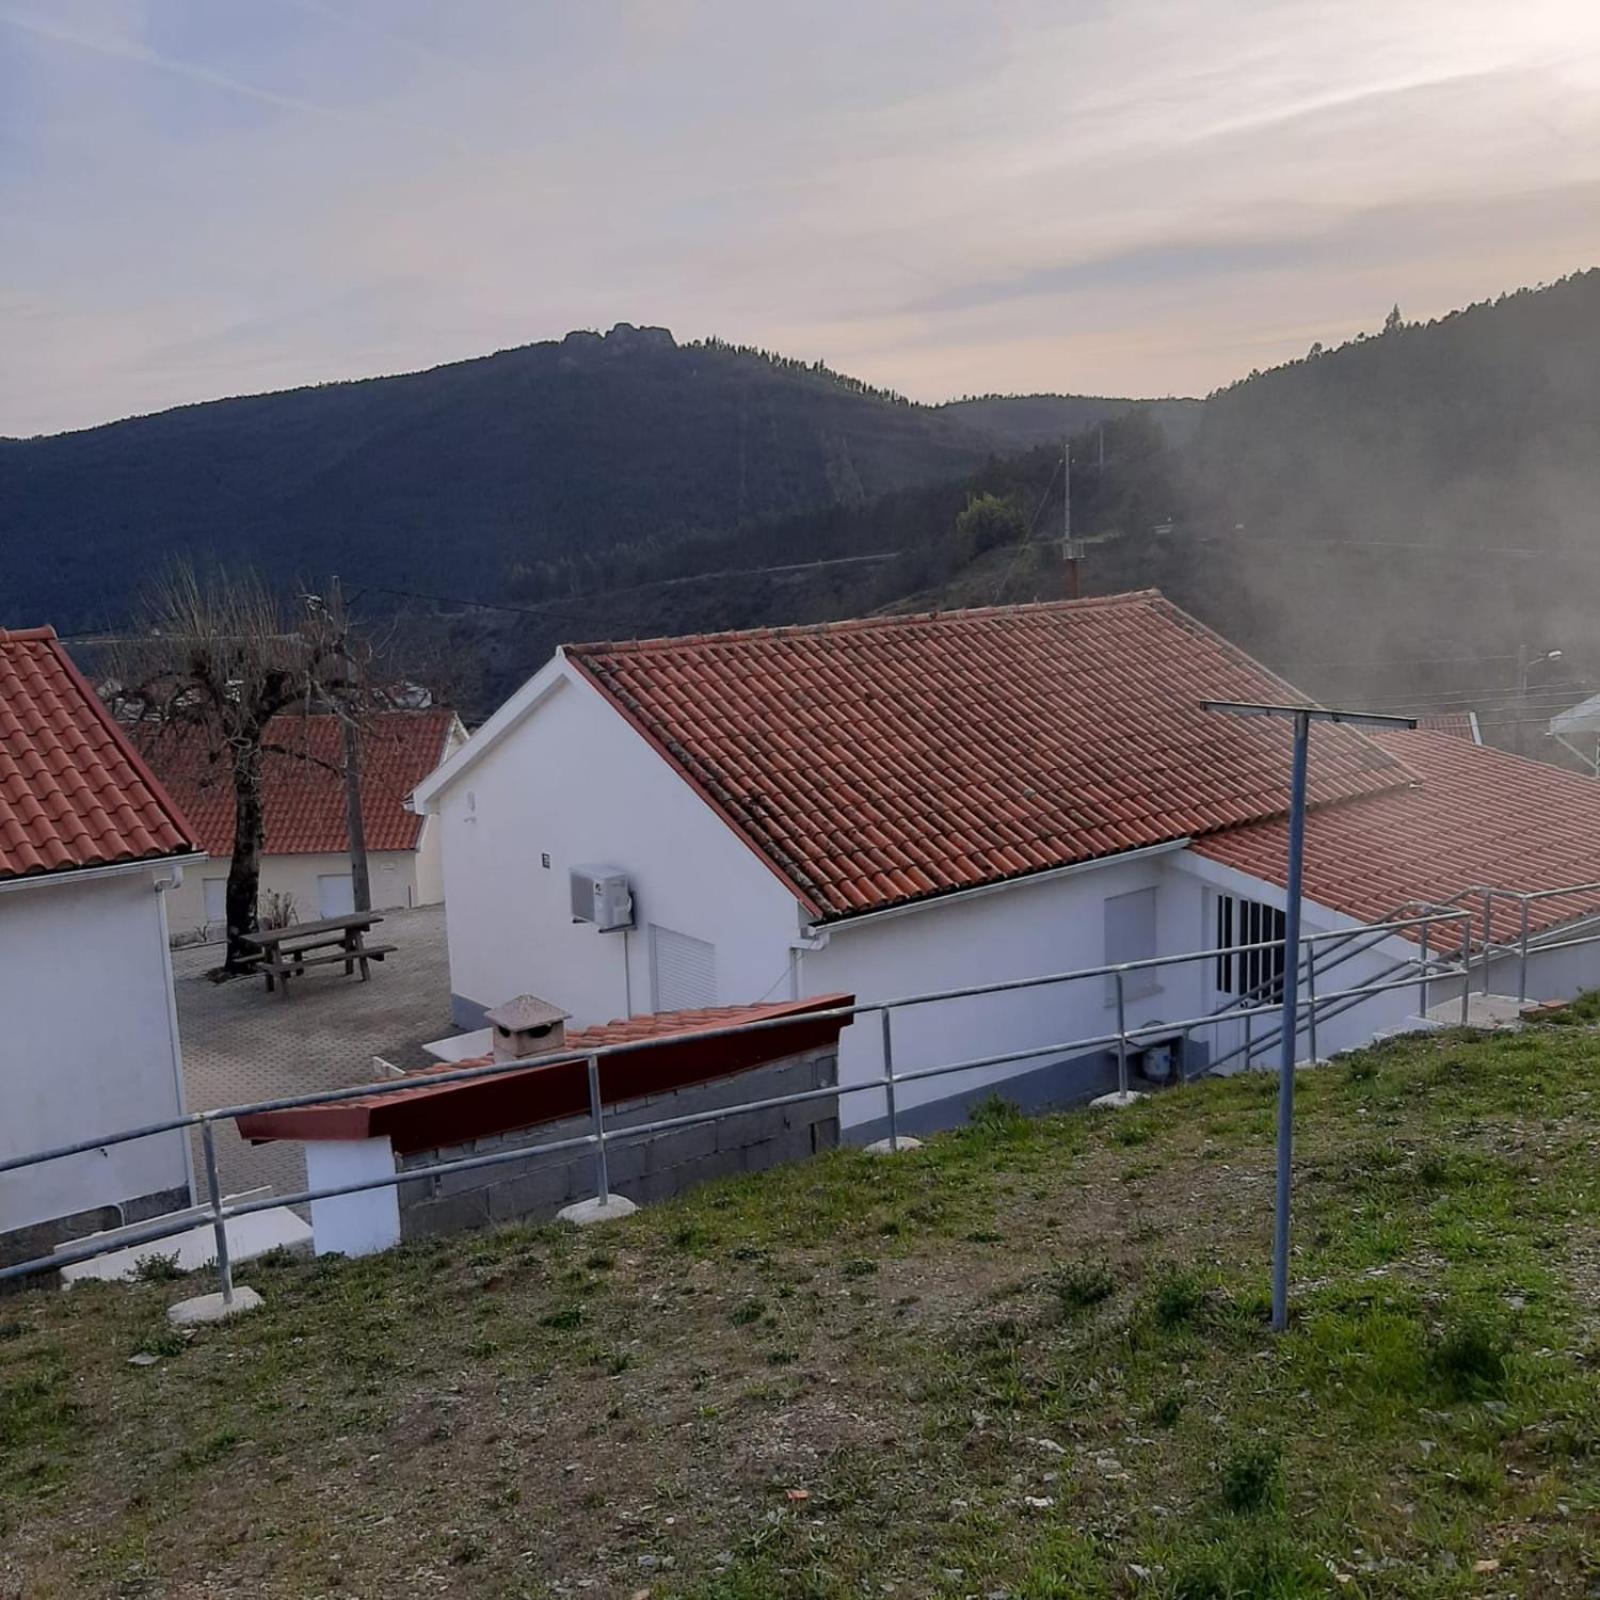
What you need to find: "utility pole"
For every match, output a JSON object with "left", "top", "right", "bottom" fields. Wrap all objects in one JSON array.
[
  {"left": 329, "top": 577, "right": 372, "bottom": 914},
  {"left": 1062, "top": 439, "right": 1080, "bottom": 599},
  {"left": 1516, "top": 644, "right": 1562, "bottom": 757}
]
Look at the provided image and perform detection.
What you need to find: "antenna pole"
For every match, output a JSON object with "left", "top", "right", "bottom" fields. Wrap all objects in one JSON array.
[{"left": 1062, "top": 440, "right": 1079, "bottom": 599}]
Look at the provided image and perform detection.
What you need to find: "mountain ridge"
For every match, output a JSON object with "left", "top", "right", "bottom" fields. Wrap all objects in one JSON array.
[{"left": 0, "top": 321, "right": 1166, "bottom": 631}]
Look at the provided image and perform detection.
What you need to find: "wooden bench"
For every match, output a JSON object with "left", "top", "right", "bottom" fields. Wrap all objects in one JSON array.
[{"left": 242, "top": 913, "right": 393, "bottom": 997}]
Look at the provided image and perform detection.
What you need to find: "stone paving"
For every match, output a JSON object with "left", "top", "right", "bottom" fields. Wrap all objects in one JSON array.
[{"left": 173, "top": 904, "right": 457, "bottom": 1204}]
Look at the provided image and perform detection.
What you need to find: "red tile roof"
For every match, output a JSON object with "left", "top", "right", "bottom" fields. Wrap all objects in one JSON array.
[
  {"left": 137, "top": 709, "right": 457, "bottom": 858},
  {"left": 235, "top": 994, "right": 854, "bottom": 1152},
  {"left": 1417, "top": 711, "right": 1480, "bottom": 743},
  {"left": 0, "top": 626, "right": 198, "bottom": 882},
  {"left": 1194, "top": 728, "right": 1600, "bottom": 946},
  {"left": 566, "top": 592, "right": 1411, "bottom": 921}
]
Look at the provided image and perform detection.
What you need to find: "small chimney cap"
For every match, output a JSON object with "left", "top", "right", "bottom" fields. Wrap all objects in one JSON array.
[{"left": 485, "top": 994, "right": 571, "bottom": 1032}]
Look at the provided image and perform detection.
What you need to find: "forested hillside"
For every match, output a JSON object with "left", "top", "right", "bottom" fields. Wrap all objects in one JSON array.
[
  {"left": 0, "top": 323, "right": 1152, "bottom": 633},
  {"left": 938, "top": 392, "right": 1200, "bottom": 449},
  {"left": 11, "top": 270, "right": 1600, "bottom": 743}
]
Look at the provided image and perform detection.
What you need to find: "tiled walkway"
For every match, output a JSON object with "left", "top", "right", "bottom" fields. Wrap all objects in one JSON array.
[{"left": 173, "top": 905, "right": 457, "bottom": 1203}]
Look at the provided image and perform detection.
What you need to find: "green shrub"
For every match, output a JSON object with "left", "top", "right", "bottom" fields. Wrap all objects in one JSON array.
[
  {"left": 132, "top": 1251, "right": 184, "bottom": 1284},
  {"left": 1152, "top": 1269, "right": 1208, "bottom": 1330},
  {"left": 1431, "top": 1314, "right": 1510, "bottom": 1400},
  {"left": 1053, "top": 1261, "right": 1118, "bottom": 1314},
  {"left": 1151, "top": 1392, "right": 1184, "bottom": 1428},
  {"left": 968, "top": 1094, "right": 1028, "bottom": 1136},
  {"left": 1219, "top": 1439, "right": 1282, "bottom": 1514}
]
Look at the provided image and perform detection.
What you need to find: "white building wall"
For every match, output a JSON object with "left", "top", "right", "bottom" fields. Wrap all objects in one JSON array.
[
  {"left": 434, "top": 669, "right": 801, "bottom": 1030},
  {"left": 801, "top": 849, "right": 1207, "bottom": 1127},
  {"left": 164, "top": 848, "right": 427, "bottom": 939},
  {"left": 0, "top": 867, "right": 192, "bottom": 1234}
]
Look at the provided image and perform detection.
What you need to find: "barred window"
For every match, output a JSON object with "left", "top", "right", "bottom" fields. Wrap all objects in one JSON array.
[{"left": 1214, "top": 894, "right": 1287, "bottom": 1003}]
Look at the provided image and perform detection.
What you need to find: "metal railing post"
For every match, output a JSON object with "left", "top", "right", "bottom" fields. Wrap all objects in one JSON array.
[
  {"left": 199, "top": 1118, "right": 233, "bottom": 1306},
  {"left": 880, "top": 1009, "right": 900, "bottom": 1152},
  {"left": 1481, "top": 890, "right": 1494, "bottom": 994},
  {"left": 1518, "top": 896, "right": 1532, "bottom": 1004},
  {"left": 1418, "top": 923, "right": 1430, "bottom": 1019},
  {"left": 585, "top": 1054, "right": 609, "bottom": 1204},
  {"left": 1306, "top": 949, "right": 1318, "bottom": 1064},
  {"left": 1115, "top": 970, "right": 1129, "bottom": 1096},
  {"left": 1243, "top": 1006, "right": 1253, "bottom": 1070}
]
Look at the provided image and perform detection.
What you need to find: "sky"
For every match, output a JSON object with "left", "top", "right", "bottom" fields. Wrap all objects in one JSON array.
[{"left": 3, "top": 0, "right": 1600, "bottom": 437}]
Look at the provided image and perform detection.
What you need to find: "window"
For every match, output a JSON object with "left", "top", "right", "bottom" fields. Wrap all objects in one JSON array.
[
  {"left": 650, "top": 925, "right": 717, "bottom": 1012},
  {"left": 1105, "top": 888, "right": 1159, "bottom": 1002},
  {"left": 1214, "top": 893, "right": 1287, "bottom": 1003}
]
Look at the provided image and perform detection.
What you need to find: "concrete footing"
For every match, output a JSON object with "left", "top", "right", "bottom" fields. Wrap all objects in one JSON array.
[
  {"left": 1090, "top": 1090, "right": 1148, "bottom": 1110},
  {"left": 167, "top": 1286, "right": 264, "bottom": 1326},
  {"left": 863, "top": 1136, "right": 924, "bottom": 1155},
  {"left": 557, "top": 1195, "right": 639, "bottom": 1227}
]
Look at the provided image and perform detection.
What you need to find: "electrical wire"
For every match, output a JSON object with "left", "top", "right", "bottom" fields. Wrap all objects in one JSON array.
[{"left": 989, "top": 453, "right": 1066, "bottom": 603}]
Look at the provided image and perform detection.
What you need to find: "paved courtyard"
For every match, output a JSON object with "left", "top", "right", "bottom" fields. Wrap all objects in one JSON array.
[{"left": 173, "top": 904, "right": 458, "bottom": 1202}]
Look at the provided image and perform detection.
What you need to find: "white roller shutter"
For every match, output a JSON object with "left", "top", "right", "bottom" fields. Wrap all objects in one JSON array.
[{"left": 649, "top": 925, "right": 717, "bottom": 1012}]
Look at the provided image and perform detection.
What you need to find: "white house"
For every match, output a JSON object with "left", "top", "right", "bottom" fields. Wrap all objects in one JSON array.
[
  {"left": 412, "top": 592, "right": 1600, "bottom": 1139},
  {"left": 0, "top": 626, "right": 204, "bottom": 1265},
  {"left": 141, "top": 708, "right": 463, "bottom": 938}
]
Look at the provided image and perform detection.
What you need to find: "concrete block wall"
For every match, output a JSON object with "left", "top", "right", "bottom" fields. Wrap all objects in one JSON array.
[
  {"left": 0, "top": 1183, "right": 191, "bottom": 1284},
  {"left": 395, "top": 1047, "right": 839, "bottom": 1242}
]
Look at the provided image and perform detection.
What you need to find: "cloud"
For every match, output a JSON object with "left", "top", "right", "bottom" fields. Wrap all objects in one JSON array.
[
  {"left": 3, "top": 0, "right": 1600, "bottom": 433},
  {"left": 0, "top": 5, "right": 338, "bottom": 115}
]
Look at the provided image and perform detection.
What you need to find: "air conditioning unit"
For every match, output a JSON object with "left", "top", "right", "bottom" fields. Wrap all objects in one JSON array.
[{"left": 570, "top": 864, "right": 633, "bottom": 932}]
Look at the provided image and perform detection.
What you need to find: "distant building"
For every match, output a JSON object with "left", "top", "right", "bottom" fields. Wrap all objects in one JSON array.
[
  {"left": 140, "top": 708, "right": 464, "bottom": 938},
  {"left": 1548, "top": 693, "right": 1600, "bottom": 776},
  {"left": 0, "top": 626, "right": 202, "bottom": 1265},
  {"left": 413, "top": 592, "right": 1600, "bottom": 1141}
]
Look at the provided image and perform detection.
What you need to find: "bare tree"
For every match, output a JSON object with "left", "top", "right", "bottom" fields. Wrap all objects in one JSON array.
[{"left": 113, "top": 565, "right": 357, "bottom": 973}]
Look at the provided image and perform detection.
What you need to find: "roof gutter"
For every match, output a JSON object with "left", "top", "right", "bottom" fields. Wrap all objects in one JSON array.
[
  {"left": 0, "top": 851, "right": 208, "bottom": 897},
  {"left": 806, "top": 838, "right": 1191, "bottom": 936}
]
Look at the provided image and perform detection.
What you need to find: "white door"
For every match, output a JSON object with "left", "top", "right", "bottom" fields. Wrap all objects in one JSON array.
[
  {"left": 650, "top": 925, "right": 717, "bottom": 1012},
  {"left": 317, "top": 873, "right": 356, "bottom": 919},
  {"left": 203, "top": 878, "right": 227, "bottom": 931}
]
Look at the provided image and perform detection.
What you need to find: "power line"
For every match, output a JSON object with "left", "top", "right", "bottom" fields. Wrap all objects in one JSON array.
[
  {"left": 1294, "top": 649, "right": 1529, "bottom": 669},
  {"left": 989, "top": 453, "right": 1066, "bottom": 603},
  {"left": 366, "top": 551, "right": 901, "bottom": 623},
  {"left": 61, "top": 553, "right": 905, "bottom": 645}
]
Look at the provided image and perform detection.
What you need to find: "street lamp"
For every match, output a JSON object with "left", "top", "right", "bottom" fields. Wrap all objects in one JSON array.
[
  {"left": 1201, "top": 700, "right": 1418, "bottom": 1332},
  {"left": 1517, "top": 647, "right": 1563, "bottom": 755}
]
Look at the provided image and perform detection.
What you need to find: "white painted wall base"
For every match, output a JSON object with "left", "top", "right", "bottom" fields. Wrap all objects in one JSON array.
[{"left": 305, "top": 1138, "right": 400, "bottom": 1257}]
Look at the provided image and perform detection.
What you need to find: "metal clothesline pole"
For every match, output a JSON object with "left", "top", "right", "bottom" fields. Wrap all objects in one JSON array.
[{"left": 1202, "top": 699, "right": 1418, "bottom": 1333}]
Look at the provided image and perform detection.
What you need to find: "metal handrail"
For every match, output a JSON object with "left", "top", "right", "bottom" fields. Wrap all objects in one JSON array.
[{"left": 1, "top": 907, "right": 1484, "bottom": 1303}]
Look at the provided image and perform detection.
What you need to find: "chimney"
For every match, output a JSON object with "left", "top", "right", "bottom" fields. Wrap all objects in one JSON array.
[{"left": 483, "top": 994, "right": 571, "bottom": 1062}]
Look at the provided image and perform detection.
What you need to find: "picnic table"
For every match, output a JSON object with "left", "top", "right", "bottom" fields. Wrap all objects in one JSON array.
[{"left": 241, "top": 912, "right": 397, "bottom": 996}]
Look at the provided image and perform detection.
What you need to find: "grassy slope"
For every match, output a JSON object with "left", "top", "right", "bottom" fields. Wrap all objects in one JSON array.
[{"left": 5, "top": 1019, "right": 1600, "bottom": 1599}]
